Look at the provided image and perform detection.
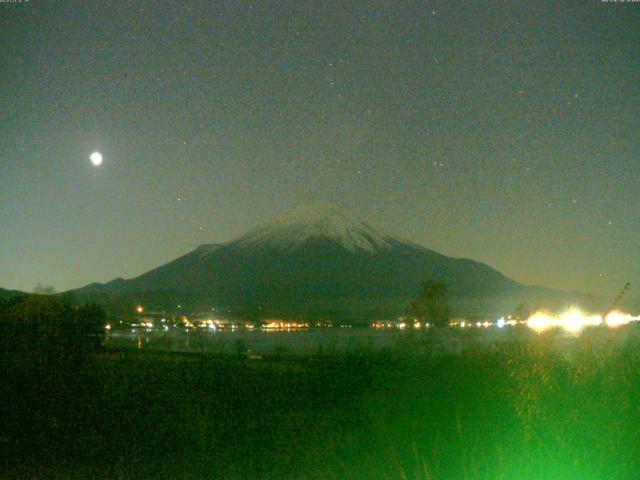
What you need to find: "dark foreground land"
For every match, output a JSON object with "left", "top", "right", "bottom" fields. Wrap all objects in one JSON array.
[{"left": 2, "top": 325, "right": 640, "bottom": 480}]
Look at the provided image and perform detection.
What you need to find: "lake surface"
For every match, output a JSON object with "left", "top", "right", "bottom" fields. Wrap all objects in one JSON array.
[
  {"left": 102, "top": 324, "right": 602, "bottom": 356},
  {"left": 106, "top": 326, "right": 414, "bottom": 356}
]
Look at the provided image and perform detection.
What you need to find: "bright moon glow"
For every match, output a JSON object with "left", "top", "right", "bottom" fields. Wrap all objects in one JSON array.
[{"left": 90, "top": 151, "right": 103, "bottom": 166}]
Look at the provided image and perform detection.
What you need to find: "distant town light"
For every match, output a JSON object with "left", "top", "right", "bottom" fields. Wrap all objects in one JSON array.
[{"left": 136, "top": 306, "right": 143, "bottom": 313}]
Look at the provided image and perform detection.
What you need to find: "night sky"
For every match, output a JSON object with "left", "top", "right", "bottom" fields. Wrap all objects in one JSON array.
[{"left": 1, "top": 0, "right": 638, "bottom": 297}]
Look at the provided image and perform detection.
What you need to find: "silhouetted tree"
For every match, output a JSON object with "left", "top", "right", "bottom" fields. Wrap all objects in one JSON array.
[
  {"left": 410, "top": 279, "right": 451, "bottom": 327},
  {"left": 33, "top": 283, "right": 56, "bottom": 295},
  {"left": 514, "top": 302, "right": 530, "bottom": 321}
]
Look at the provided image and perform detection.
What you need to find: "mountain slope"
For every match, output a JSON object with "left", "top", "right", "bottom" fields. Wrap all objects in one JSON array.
[
  {"left": 0, "top": 288, "right": 28, "bottom": 302},
  {"left": 75, "top": 203, "right": 583, "bottom": 319}
]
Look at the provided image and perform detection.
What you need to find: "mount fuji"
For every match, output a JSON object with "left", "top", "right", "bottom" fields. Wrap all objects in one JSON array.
[{"left": 74, "top": 203, "right": 584, "bottom": 320}]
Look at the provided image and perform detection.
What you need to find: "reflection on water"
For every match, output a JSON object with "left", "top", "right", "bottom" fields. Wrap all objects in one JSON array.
[
  {"left": 106, "top": 327, "right": 414, "bottom": 356},
  {"left": 104, "top": 321, "right": 640, "bottom": 357}
]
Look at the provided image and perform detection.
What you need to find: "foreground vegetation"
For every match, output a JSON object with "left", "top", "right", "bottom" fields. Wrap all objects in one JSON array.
[{"left": 1, "top": 297, "right": 640, "bottom": 479}]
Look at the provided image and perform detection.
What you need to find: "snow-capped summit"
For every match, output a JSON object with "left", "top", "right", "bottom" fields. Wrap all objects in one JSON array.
[{"left": 232, "top": 202, "right": 394, "bottom": 252}]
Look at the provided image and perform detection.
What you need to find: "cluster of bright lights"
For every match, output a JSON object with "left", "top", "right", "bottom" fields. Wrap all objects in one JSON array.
[
  {"left": 452, "top": 317, "right": 519, "bottom": 329},
  {"left": 186, "top": 318, "right": 239, "bottom": 330},
  {"left": 121, "top": 305, "right": 638, "bottom": 336},
  {"left": 371, "top": 320, "right": 430, "bottom": 330},
  {"left": 261, "top": 320, "right": 310, "bottom": 331},
  {"left": 367, "top": 309, "right": 639, "bottom": 334},
  {"left": 526, "top": 308, "right": 640, "bottom": 335}
]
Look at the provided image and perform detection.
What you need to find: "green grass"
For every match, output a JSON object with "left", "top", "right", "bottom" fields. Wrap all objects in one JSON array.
[{"left": 2, "top": 326, "right": 640, "bottom": 479}]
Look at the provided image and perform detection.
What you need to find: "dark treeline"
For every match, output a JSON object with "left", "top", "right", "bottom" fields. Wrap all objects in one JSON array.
[
  {"left": 1, "top": 294, "right": 640, "bottom": 479},
  {"left": 0, "top": 294, "right": 106, "bottom": 475},
  {"left": 0, "top": 293, "right": 105, "bottom": 356}
]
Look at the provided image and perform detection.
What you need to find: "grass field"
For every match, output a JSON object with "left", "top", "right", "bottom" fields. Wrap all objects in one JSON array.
[{"left": 2, "top": 326, "right": 640, "bottom": 479}]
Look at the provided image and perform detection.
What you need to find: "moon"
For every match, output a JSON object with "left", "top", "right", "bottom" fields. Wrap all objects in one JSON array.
[{"left": 90, "top": 151, "right": 103, "bottom": 166}]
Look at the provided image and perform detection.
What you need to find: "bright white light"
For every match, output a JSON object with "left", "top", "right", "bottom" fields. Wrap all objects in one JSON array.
[
  {"left": 605, "top": 310, "right": 640, "bottom": 328},
  {"left": 561, "top": 308, "right": 601, "bottom": 334},
  {"left": 527, "top": 311, "right": 556, "bottom": 333},
  {"left": 527, "top": 308, "right": 602, "bottom": 335},
  {"left": 497, "top": 317, "right": 506, "bottom": 329},
  {"left": 90, "top": 151, "right": 103, "bottom": 166}
]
